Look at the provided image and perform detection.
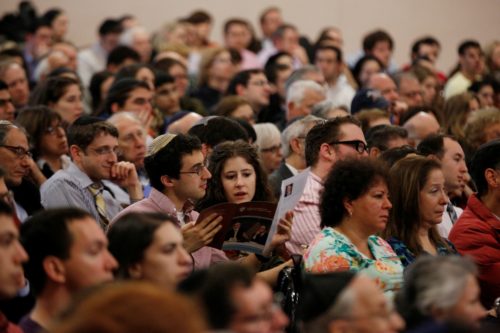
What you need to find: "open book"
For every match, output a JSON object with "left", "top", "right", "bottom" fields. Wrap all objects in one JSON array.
[{"left": 197, "top": 168, "right": 310, "bottom": 255}]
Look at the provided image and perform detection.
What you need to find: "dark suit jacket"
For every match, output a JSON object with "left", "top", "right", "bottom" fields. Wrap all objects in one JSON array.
[{"left": 268, "top": 162, "right": 294, "bottom": 199}]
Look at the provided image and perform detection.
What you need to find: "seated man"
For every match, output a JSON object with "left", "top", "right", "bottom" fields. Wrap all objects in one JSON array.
[
  {"left": 0, "top": 81, "right": 15, "bottom": 121},
  {"left": 41, "top": 117, "right": 143, "bottom": 228},
  {"left": 179, "top": 262, "right": 289, "bottom": 333},
  {"left": 286, "top": 80, "right": 326, "bottom": 123},
  {"left": 366, "top": 124, "right": 409, "bottom": 158},
  {"left": 19, "top": 208, "right": 117, "bottom": 333},
  {"left": 299, "top": 272, "right": 404, "bottom": 333},
  {"left": 449, "top": 140, "right": 500, "bottom": 308},
  {"left": 0, "top": 200, "right": 28, "bottom": 333}
]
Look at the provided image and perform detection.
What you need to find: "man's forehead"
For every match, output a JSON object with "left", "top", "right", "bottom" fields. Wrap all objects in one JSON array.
[
  {"left": 0, "top": 215, "right": 17, "bottom": 235},
  {"left": 90, "top": 132, "right": 118, "bottom": 145},
  {"left": 339, "top": 123, "right": 365, "bottom": 141},
  {"left": 181, "top": 150, "right": 204, "bottom": 165}
]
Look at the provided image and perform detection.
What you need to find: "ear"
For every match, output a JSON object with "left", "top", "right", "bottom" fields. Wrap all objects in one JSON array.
[
  {"left": 319, "top": 142, "right": 335, "bottom": 162},
  {"left": 235, "top": 84, "right": 246, "bottom": 97},
  {"left": 290, "top": 137, "right": 302, "bottom": 155},
  {"left": 369, "top": 147, "right": 381, "bottom": 158},
  {"left": 161, "top": 175, "right": 174, "bottom": 188},
  {"left": 127, "top": 262, "right": 143, "bottom": 279},
  {"left": 43, "top": 256, "right": 66, "bottom": 284},
  {"left": 427, "top": 154, "right": 440, "bottom": 162},
  {"left": 201, "top": 143, "right": 210, "bottom": 160},
  {"left": 69, "top": 145, "right": 82, "bottom": 161},
  {"left": 485, "top": 168, "right": 500, "bottom": 189},
  {"left": 342, "top": 197, "right": 353, "bottom": 217},
  {"left": 111, "top": 102, "right": 119, "bottom": 113}
]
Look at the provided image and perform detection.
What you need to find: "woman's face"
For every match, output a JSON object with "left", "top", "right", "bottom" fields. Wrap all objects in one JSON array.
[
  {"left": 50, "top": 84, "right": 83, "bottom": 124},
  {"left": 221, "top": 156, "right": 256, "bottom": 204},
  {"left": 477, "top": 84, "right": 494, "bottom": 108},
  {"left": 230, "top": 104, "right": 255, "bottom": 124},
  {"left": 131, "top": 223, "right": 192, "bottom": 289},
  {"left": 52, "top": 14, "right": 69, "bottom": 40},
  {"left": 39, "top": 118, "right": 68, "bottom": 157},
  {"left": 136, "top": 67, "right": 155, "bottom": 90},
  {"left": 349, "top": 180, "right": 392, "bottom": 235},
  {"left": 419, "top": 169, "right": 447, "bottom": 228},
  {"left": 444, "top": 274, "right": 486, "bottom": 328},
  {"left": 359, "top": 60, "right": 382, "bottom": 87}
]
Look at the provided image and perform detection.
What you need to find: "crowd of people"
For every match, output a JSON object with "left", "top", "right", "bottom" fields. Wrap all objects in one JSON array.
[{"left": 0, "top": 2, "right": 500, "bottom": 333}]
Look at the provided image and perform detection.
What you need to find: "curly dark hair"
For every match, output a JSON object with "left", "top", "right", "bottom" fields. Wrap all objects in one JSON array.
[
  {"left": 196, "top": 140, "right": 274, "bottom": 211},
  {"left": 320, "top": 157, "right": 389, "bottom": 228}
]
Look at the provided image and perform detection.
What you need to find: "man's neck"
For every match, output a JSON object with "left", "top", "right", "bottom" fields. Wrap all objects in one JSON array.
[
  {"left": 30, "top": 287, "right": 71, "bottom": 329},
  {"left": 163, "top": 188, "right": 187, "bottom": 212},
  {"left": 326, "top": 75, "right": 339, "bottom": 87},
  {"left": 481, "top": 193, "right": 500, "bottom": 218},
  {"left": 460, "top": 69, "right": 475, "bottom": 81},
  {"left": 285, "top": 155, "right": 305, "bottom": 171},
  {"left": 311, "top": 161, "right": 332, "bottom": 180}
]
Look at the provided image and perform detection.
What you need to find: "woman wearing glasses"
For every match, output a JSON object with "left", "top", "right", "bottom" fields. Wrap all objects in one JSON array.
[
  {"left": 303, "top": 157, "right": 404, "bottom": 296},
  {"left": 16, "top": 106, "right": 70, "bottom": 178}
]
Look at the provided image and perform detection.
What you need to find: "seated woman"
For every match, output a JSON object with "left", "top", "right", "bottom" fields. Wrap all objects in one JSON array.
[
  {"left": 303, "top": 158, "right": 403, "bottom": 295},
  {"left": 108, "top": 212, "right": 193, "bottom": 289},
  {"left": 29, "top": 76, "right": 84, "bottom": 126},
  {"left": 16, "top": 106, "right": 70, "bottom": 178},
  {"left": 196, "top": 140, "right": 292, "bottom": 271},
  {"left": 383, "top": 156, "right": 457, "bottom": 267},
  {"left": 212, "top": 95, "right": 255, "bottom": 124}
]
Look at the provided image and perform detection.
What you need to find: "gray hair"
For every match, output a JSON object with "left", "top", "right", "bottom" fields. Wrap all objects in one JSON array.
[
  {"left": 286, "top": 80, "right": 325, "bottom": 107},
  {"left": 285, "top": 65, "right": 322, "bottom": 92},
  {"left": 402, "top": 256, "right": 477, "bottom": 317},
  {"left": 107, "top": 111, "right": 142, "bottom": 127},
  {"left": 311, "top": 100, "right": 349, "bottom": 119},
  {"left": 253, "top": 122, "right": 281, "bottom": 152},
  {"left": 119, "top": 26, "right": 150, "bottom": 46},
  {"left": 0, "top": 120, "right": 17, "bottom": 145},
  {"left": 281, "top": 115, "right": 322, "bottom": 157},
  {"left": 301, "top": 287, "right": 356, "bottom": 333}
]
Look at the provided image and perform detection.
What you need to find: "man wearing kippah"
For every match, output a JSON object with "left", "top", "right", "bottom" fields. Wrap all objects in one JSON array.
[{"left": 111, "top": 133, "right": 225, "bottom": 269}]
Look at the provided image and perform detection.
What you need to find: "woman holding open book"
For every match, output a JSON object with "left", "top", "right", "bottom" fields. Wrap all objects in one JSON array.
[{"left": 196, "top": 140, "right": 293, "bottom": 263}]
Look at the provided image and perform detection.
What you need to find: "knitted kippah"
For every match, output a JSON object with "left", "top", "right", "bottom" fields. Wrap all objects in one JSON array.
[{"left": 146, "top": 133, "right": 177, "bottom": 157}]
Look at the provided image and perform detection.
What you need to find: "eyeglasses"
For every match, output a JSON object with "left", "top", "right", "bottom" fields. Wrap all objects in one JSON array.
[
  {"left": 329, "top": 140, "right": 368, "bottom": 154},
  {"left": 87, "top": 146, "right": 120, "bottom": 156},
  {"left": 0, "top": 145, "right": 32, "bottom": 159},
  {"left": 179, "top": 163, "right": 208, "bottom": 176},
  {"left": 249, "top": 80, "right": 269, "bottom": 87},
  {"left": 260, "top": 144, "right": 282, "bottom": 154},
  {"left": 45, "top": 124, "right": 64, "bottom": 135}
]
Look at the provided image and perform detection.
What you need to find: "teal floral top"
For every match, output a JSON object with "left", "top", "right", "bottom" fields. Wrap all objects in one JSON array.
[
  {"left": 387, "top": 237, "right": 458, "bottom": 268},
  {"left": 304, "top": 227, "right": 404, "bottom": 295}
]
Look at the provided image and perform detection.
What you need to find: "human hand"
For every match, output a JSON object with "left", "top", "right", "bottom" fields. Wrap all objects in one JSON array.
[
  {"left": 269, "top": 211, "right": 293, "bottom": 251},
  {"left": 110, "top": 161, "right": 143, "bottom": 200},
  {"left": 181, "top": 213, "right": 223, "bottom": 253}
]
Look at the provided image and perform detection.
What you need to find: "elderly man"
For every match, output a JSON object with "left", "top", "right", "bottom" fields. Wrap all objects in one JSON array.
[
  {"left": 299, "top": 272, "right": 404, "bottom": 333},
  {"left": 401, "top": 111, "right": 440, "bottom": 147},
  {"left": 368, "top": 73, "right": 408, "bottom": 124},
  {"left": 269, "top": 115, "right": 322, "bottom": 197},
  {"left": 0, "top": 62, "right": 30, "bottom": 109},
  {"left": 394, "top": 72, "right": 424, "bottom": 108},
  {"left": 119, "top": 26, "right": 152, "bottom": 64},
  {"left": 0, "top": 81, "right": 15, "bottom": 121},
  {"left": 286, "top": 80, "right": 326, "bottom": 122}
]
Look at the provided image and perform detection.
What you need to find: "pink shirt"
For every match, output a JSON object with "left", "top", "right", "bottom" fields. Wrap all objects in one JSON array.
[
  {"left": 111, "top": 188, "right": 228, "bottom": 269},
  {"left": 286, "top": 172, "right": 324, "bottom": 254}
]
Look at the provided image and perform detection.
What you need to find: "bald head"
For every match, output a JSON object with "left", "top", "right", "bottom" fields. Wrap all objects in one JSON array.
[
  {"left": 368, "top": 73, "right": 399, "bottom": 103},
  {"left": 167, "top": 112, "right": 203, "bottom": 135},
  {"left": 403, "top": 111, "right": 440, "bottom": 147}
]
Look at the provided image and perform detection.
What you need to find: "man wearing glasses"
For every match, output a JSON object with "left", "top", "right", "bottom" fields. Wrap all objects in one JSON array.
[
  {"left": 40, "top": 117, "right": 143, "bottom": 229},
  {"left": 0, "top": 121, "right": 44, "bottom": 223},
  {"left": 287, "top": 116, "right": 368, "bottom": 254},
  {"left": 111, "top": 133, "right": 225, "bottom": 269},
  {"left": 227, "top": 69, "right": 272, "bottom": 119}
]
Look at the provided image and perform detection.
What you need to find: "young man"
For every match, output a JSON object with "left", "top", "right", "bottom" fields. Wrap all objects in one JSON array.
[
  {"left": 0, "top": 200, "right": 28, "bottom": 333},
  {"left": 41, "top": 117, "right": 143, "bottom": 228},
  {"left": 418, "top": 134, "right": 469, "bottom": 237},
  {"left": 111, "top": 133, "right": 224, "bottom": 269},
  {"left": 444, "top": 40, "right": 483, "bottom": 99},
  {"left": 227, "top": 69, "right": 271, "bottom": 119},
  {"left": 19, "top": 208, "right": 117, "bottom": 333},
  {"left": 287, "top": 116, "right": 368, "bottom": 254},
  {"left": 449, "top": 140, "right": 500, "bottom": 308}
]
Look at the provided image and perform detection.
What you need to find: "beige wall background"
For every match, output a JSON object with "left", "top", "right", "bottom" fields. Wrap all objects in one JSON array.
[{"left": 2, "top": 0, "right": 499, "bottom": 73}]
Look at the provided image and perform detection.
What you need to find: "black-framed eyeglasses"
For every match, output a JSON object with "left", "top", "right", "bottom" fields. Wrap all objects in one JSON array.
[
  {"left": 179, "top": 164, "right": 207, "bottom": 176},
  {"left": 0, "top": 145, "right": 32, "bottom": 159},
  {"left": 329, "top": 140, "right": 368, "bottom": 154}
]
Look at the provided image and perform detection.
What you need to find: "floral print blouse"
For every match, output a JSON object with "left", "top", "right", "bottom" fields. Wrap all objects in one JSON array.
[
  {"left": 386, "top": 237, "right": 458, "bottom": 268},
  {"left": 304, "top": 227, "right": 404, "bottom": 295}
]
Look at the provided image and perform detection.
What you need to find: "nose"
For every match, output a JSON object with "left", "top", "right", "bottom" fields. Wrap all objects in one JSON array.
[
  {"left": 105, "top": 250, "right": 119, "bottom": 270},
  {"left": 178, "top": 247, "right": 192, "bottom": 267},
  {"left": 202, "top": 166, "right": 211, "bottom": 180},
  {"left": 384, "top": 196, "right": 392, "bottom": 209},
  {"left": 15, "top": 241, "right": 29, "bottom": 264},
  {"left": 440, "top": 189, "right": 449, "bottom": 204}
]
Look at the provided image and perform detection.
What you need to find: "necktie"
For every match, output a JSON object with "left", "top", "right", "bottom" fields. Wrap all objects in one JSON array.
[
  {"left": 89, "top": 183, "right": 109, "bottom": 228},
  {"left": 446, "top": 202, "right": 458, "bottom": 224}
]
